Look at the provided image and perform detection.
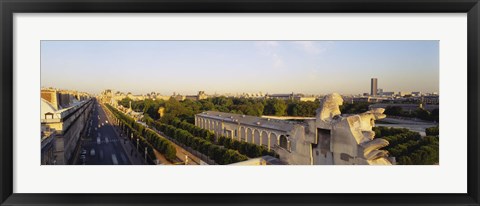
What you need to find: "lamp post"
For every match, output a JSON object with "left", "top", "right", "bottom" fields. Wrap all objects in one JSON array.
[{"left": 136, "top": 138, "right": 139, "bottom": 151}]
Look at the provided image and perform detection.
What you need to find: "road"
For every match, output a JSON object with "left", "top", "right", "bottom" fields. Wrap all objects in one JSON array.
[
  {"left": 76, "top": 100, "right": 144, "bottom": 165},
  {"left": 376, "top": 117, "right": 438, "bottom": 136}
]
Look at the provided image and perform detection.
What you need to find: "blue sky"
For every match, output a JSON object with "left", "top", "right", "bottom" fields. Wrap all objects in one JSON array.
[{"left": 41, "top": 40, "right": 439, "bottom": 95}]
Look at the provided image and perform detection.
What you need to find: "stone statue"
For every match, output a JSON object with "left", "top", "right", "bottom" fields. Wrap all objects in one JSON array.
[{"left": 316, "top": 93, "right": 393, "bottom": 165}]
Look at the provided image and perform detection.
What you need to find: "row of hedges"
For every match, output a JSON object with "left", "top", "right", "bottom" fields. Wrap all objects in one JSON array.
[
  {"left": 162, "top": 117, "right": 278, "bottom": 158},
  {"left": 425, "top": 126, "right": 439, "bottom": 136},
  {"left": 217, "top": 136, "right": 278, "bottom": 158},
  {"left": 151, "top": 121, "right": 248, "bottom": 164},
  {"left": 373, "top": 126, "right": 439, "bottom": 165},
  {"left": 163, "top": 118, "right": 215, "bottom": 142},
  {"left": 388, "top": 135, "right": 439, "bottom": 165},
  {"left": 106, "top": 104, "right": 177, "bottom": 162}
]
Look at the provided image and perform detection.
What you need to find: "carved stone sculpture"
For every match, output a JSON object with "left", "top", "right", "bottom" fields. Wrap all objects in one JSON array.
[{"left": 316, "top": 93, "right": 393, "bottom": 165}]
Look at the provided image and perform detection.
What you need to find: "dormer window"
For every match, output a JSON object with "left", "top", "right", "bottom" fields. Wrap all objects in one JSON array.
[{"left": 45, "top": 112, "right": 54, "bottom": 119}]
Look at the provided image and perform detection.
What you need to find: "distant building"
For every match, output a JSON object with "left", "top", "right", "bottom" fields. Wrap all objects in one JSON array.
[
  {"left": 156, "top": 95, "right": 171, "bottom": 101},
  {"left": 422, "top": 95, "right": 440, "bottom": 105},
  {"left": 382, "top": 91, "right": 396, "bottom": 96},
  {"left": 350, "top": 96, "right": 387, "bottom": 103},
  {"left": 369, "top": 103, "right": 439, "bottom": 112},
  {"left": 295, "top": 95, "right": 317, "bottom": 102},
  {"left": 185, "top": 91, "right": 208, "bottom": 101},
  {"left": 127, "top": 93, "right": 146, "bottom": 101},
  {"left": 42, "top": 88, "right": 90, "bottom": 110},
  {"left": 171, "top": 93, "right": 186, "bottom": 101},
  {"left": 378, "top": 88, "right": 384, "bottom": 96},
  {"left": 371, "top": 78, "right": 378, "bottom": 96},
  {"left": 412, "top": 91, "right": 422, "bottom": 96},
  {"left": 99, "top": 89, "right": 113, "bottom": 104},
  {"left": 268, "top": 93, "right": 294, "bottom": 101},
  {"left": 398, "top": 91, "right": 412, "bottom": 97},
  {"left": 352, "top": 97, "right": 370, "bottom": 102},
  {"left": 267, "top": 93, "right": 317, "bottom": 102},
  {"left": 240, "top": 92, "right": 265, "bottom": 99}
]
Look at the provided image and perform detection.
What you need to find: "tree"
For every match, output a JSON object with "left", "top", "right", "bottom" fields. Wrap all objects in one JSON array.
[
  {"left": 384, "top": 106, "right": 403, "bottom": 116},
  {"left": 165, "top": 144, "right": 177, "bottom": 161},
  {"left": 264, "top": 99, "right": 287, "bottom": 116},
  {"left": 425, "top": 126, "right": 439, "bottom": 136},
  {"left": 340, "top": 102, "right": 370, "bottom": 114},
  {"left": 415, "top": 109, "right": 431, "bottom": 121},
  {"left": 200, "top": 100, "right": 215, "bottom": 111},
  {"left": 397, "top": 156, "right": 413, "bottom": 165}
]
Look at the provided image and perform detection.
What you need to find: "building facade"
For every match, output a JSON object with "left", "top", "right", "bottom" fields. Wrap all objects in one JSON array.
[
  {"left": 41, "top": 127, "right": 56, "bottom": 165},
  {"left": 41, "top": 97, "right": 94, "bottom": 164},
  {"left": 267, "top": 93, "right": 317, "bottom": 102}
]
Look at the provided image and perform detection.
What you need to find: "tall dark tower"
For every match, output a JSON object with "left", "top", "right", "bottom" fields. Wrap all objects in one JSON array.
[{"left": 371, "top": 78, "right": 378, "bottom": 96}]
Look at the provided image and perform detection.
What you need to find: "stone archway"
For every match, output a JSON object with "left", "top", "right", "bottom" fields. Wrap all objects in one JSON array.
[
  {"left": 216, "top": 121, "right": 221, "bottom": 136},
  {"left": 246, "top": 128, "right": 253, "bottom": 143},
  {"left": 253, "top": 129, "right": 261, "bottom": 145},
  {"left": 239, "top": 127, "right": 246, "bottom": 142},
  {"left": 261, "top": 131, "right": 269, "bottom": 148},
  {"left": 270, "top": 133, "right": 278, "bottom": 149},
  {"left": 210, "top": 120, "right": 214, "bottom": 132}
]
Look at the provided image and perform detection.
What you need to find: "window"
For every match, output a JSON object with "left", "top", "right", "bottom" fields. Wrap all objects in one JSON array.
[{"left": 45, "top": 112, "right": 54, "bottom": 119}]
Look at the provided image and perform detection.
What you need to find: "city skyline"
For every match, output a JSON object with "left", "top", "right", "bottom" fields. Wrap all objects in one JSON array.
[{"left": 41, "top": 40, "right": 439, "bottom": 95}]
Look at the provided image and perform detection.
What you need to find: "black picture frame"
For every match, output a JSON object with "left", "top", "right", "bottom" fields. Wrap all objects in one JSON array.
[{"left": 1, "top": 0, "right": 479, "bottom": 205}]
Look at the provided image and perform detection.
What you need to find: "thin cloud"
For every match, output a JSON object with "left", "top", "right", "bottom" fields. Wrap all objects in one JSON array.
[
  {"left": 293, "top": 41, "right": 332, "bottom": 55},
  {"left": 255, "top": 41, "right": 284, "bottom": 69}
]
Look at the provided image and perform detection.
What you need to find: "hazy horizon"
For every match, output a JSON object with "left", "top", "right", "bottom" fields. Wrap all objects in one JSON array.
[{"left": 41, "top": 40, "right": 439, "bottom": 95}]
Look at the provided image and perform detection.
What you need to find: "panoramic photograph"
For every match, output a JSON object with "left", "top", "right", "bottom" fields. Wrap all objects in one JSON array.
[{"left": 40, "top": 40, "right": 439, "bottom": 165}]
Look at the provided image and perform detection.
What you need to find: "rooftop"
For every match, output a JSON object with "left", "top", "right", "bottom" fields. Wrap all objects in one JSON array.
[
  {"left": 41, "top": 98, "right": 91, "bottom": 121},
  {"left": 196, "top": 111, "right": 303, "bottom": 132}
]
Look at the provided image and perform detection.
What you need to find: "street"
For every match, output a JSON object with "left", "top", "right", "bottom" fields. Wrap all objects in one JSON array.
[{"left": 76, "top": 101, "right": 143, "bottom": 165}]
